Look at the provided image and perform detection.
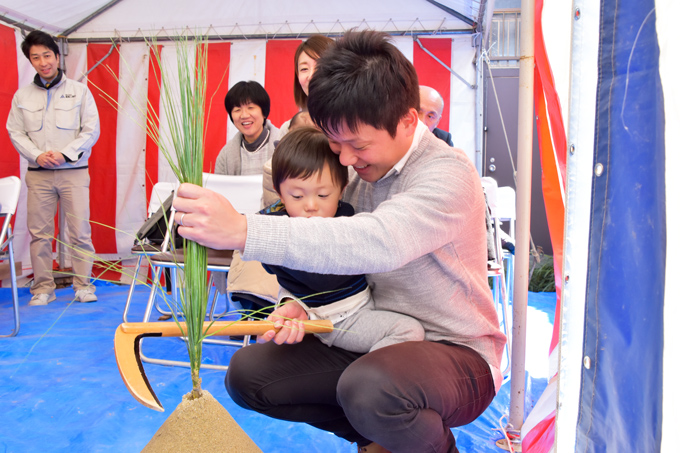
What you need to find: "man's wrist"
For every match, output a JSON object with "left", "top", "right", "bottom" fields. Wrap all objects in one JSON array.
[{"left": 236, "top": 213, "right": 248, "bottom": 252}]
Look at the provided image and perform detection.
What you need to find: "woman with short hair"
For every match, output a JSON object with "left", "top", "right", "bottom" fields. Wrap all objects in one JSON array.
[{"left": 215, "top": 80, "right": 280, "bottom": 175}]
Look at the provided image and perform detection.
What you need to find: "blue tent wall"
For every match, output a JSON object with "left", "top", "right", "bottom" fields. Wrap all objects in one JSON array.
[{"left": 576, "top": 1, "right": 666, "bottom": 451}]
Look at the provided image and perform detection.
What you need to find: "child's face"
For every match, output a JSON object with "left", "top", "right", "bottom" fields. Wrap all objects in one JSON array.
[{"left": 279, "top": 164, "right": 343, "bottom": 218}]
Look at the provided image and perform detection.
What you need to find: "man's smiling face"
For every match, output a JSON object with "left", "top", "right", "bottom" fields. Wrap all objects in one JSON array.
[
  {"left": 29, "top": 45, "right": 60, "bottom": 82},
  {"left": 326, "top": 112, "right": 417, "bottom": 183}
]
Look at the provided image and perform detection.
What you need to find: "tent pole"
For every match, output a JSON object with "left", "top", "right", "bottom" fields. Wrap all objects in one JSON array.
[
  {"left": 424, "top": 0, "right": 477, "bottom": 26},
  {"left": 60, "top": 0, "right": 123, "bottom": 37},
  {"left": 475, "top": 49, "right": 485, "bottom": 175},
  {"left": 508, "top": 0, "right": 535, "bottom": 431}
]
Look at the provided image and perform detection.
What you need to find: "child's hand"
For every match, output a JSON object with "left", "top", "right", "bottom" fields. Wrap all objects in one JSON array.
[{"left": 258, "top": 300, "right": 310, "bottom": 345}]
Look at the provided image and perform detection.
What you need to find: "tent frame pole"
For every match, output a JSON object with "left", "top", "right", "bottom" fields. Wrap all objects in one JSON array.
[
  {"left": 60, "top": 0, "right": 124, "bottom": 37},
  {"left": 475, "top": 50, "right": 485, "bottom": 174},
  {"left": 508, "top": 0, "right": 535, "bottom": 431}
]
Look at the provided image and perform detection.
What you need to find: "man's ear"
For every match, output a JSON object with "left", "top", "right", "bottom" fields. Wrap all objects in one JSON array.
[{"left": 400, "top": 108, "right": 419, "bottom": 136}]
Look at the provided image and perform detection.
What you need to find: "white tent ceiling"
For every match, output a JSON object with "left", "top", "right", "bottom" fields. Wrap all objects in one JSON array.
[{"left": 0, "top": 0, "right": 490, "bottom": 40}]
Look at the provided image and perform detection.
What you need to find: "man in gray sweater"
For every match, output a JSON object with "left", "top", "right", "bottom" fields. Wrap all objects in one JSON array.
[{"left": 174, "top": 30, "right": 506, "bottom": 453}]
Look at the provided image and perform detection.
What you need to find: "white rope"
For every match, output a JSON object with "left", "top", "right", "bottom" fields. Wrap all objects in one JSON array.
[
  {"left": 493, "top": 414, "right": 521, "bottom": 452},
  {"left": 482, "top": 47, "right": 539, "bottom": 259},
  {"left": 482, "top": 47, "right": 517, "bottom": 181}
]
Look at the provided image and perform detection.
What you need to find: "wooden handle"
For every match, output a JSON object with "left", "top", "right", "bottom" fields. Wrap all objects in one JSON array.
[{"left": 119, "top": 319, "right": 333, "bottom": 337}]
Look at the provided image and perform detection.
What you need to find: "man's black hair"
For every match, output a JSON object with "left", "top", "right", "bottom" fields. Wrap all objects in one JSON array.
[
  {"left": 21, "top": 30, "right": 60, "bottom": 59},
  {"left": 224, "top": 81, "right": 271, "bottom": 124},
  {"left": 307, "top": 30, "right": 420, "bottom": 138}
]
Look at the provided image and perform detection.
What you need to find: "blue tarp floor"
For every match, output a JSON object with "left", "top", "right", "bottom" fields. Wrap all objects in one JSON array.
[{"left": 0, "top": 281, "right": 556, "bottom": 452}]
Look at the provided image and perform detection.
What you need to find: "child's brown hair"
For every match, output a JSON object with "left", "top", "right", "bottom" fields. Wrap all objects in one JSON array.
[{"left": 272, "top": 127, "right": 348, "bottom": 195}]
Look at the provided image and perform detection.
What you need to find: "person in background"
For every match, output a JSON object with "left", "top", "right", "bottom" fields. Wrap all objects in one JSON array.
[
  {"left": 173, "top": 30, "right": 505, "bottom": 453},
  {"left": 215, "top": 81, "right": 280, "bottom": 175},
  {"left": 278, "top": 34, "right": 335, "bottom": 137},
  {"left": 419, "top": 85, "right": 454, "bottom": 147},
  {"left": 7, "top": 30, "right": 100, "bottom": 306},
  {"left": 264, "top": 35, "right": 335, "bottom": 202}
]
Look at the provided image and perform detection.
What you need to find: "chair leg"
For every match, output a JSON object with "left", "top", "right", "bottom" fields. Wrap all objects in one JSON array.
[
  {"left": 1, "top": 237, "right": 20, "bottom": 338},
  {"left": 207, "top": 273, "right": 219, "bottom": 320},
  {"left": 499, "top": 284, "right": 512, "bottom": 377},
  {"left": 139, "top": 261, "right": 247, "bottom": 370},
  {"left": 491, "top": 270, "right": 511, "bottom": 378},
  {"left": 143, "top": 264, "right": 164, "bottom": 322},
  {"left": 139, "top": 266, "right": 239, "bottom": 368},
  {"left": 504, "top": 252, "right": 514, "bottom": 303},
  {"left": 207, "top": 273, "right": 229, "bottom": 321},
  {"left": 153, "top": 266, "right": 180, "bottom": 316},
  {"left": 498, "top": 265, "right": 512, "bottom": 378},
  {"left": 122, "top": 255, "right": 143, "bottom": 323}
]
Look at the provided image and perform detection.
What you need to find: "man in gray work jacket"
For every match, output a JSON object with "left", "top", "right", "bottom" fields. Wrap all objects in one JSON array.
[{"left": 7, "top": 30, "right": 100, "bottom": 306}]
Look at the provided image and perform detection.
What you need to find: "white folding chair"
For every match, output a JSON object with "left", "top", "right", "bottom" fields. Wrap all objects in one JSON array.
[
  {"left": 140, "top": 173, "right": 264, "bottom": 370},
  {"left": 497, "top": 186, "right": 516, "bottom": 239},
  {"left": 497, "top": 186, "right": 516, "bottom": 300},
  {"left": 122, "top": 182, "right": 177, "bottom": 322},
  {"left": 0, "top": 176, "right": 22, "bottom": 337},
  {"left": 481, "top": 177, "right": 511, "bottom": 377}
]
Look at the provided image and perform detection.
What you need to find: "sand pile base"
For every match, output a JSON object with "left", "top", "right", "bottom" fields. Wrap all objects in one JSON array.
[{"left": 142, "top": 390, "right": 262, "bottom": 452}]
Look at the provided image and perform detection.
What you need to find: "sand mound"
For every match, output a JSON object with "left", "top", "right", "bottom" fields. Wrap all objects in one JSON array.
[{"left": 143, "top": 390, "right": 262, "bottom": 452}]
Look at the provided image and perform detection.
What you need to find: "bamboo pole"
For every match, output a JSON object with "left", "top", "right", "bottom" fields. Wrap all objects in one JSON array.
[{"left": 508, "top": 0, "right": 535, "bottom": 431}]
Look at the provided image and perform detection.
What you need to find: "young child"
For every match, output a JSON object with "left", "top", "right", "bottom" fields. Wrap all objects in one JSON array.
[{"left": 261, "top": 127, "right": 424, "bottom": 353}]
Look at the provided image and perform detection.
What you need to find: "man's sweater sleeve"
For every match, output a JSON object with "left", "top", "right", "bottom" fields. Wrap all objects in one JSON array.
[{"left": 243, "top": 149, "right": 481, "bottom": 276}]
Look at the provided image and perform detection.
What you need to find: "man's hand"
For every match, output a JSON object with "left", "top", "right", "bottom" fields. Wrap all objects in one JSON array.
[
  {"left": 48, "top": 151, "right": 66, "bottom": 165},
  {"left": 172, "top": 183, "right": 248, "bottom": 250},
  {"left": 36, "top": 151, "right": 61, "bottom": 168},
  {"left": 257, "top": 300, "right": 310, "bottom": 345}
]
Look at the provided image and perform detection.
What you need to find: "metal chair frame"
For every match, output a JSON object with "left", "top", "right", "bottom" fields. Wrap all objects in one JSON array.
[
  {"left": 139, "top": 173, "right": 264, "bottom": 371},
  {"left": 497, "top": 186, "right": 516, "bottom": 302},
  {"left": 122, "top": 182, "right": 177, "bottom": 322},
  {"left": 482, "top": 177, "right": 514, "bottom": 377}
]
